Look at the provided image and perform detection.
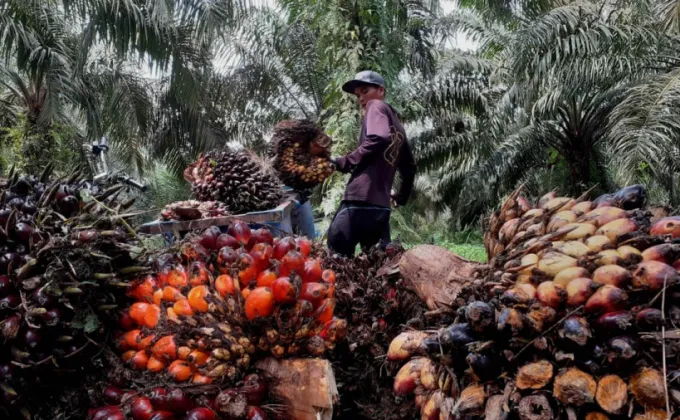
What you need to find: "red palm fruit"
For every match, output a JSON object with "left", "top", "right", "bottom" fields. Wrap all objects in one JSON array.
[
  {"left": 247, "top": 228, "right": 274, "bottom": 249},
  {"left": 157, "top": 266, "right": 171, "bottom": 287},
  {"left": 131, "top": 397, "right": 154, "bottom": 420},
  {"left": 187, "top": 350, "right": 210, "bottom": 367},
  {"left": 148, "top": 388, "right": 169, "bottom": 410},
  {"left": 189, "top": 261, "right": 211, "bottom": 286},
  {"left": 327, "top": 284, "right": 335, "bottom": 298},
  {"left": 152, "top": 289, "right": 163, "bottom": 306},
  {"left": 296, "top": 299, "right": 315, "bottom": 317},
  {"left": 130, "top": 303, "right": 150, "bottom": 326},
  {"left": 143, "top": 304, "right": 161, "bottom": 328},
  {"left": 250, "top": 243, "right": 273, "bottom": 271},
  {"left": 272, "top": 277, "right": 297, "bottom": 304},
  {"left": 198, "top": 226, "right": 222, "bottom": 250},
  {"left": 191, "top": 374, "right": 213, "bottom": 385},
  {"left": 302, "top": 259, "right": 322, "bottom": 283},
  {"left": 147, "top": 356, "right": 166, "bottom": 373},
  {"left": 321, "top": 270, "right": 336, "bottom": 284},
  {"left": 247, "top": 407, "right": 267, "bottom": 420},
  {"left": 119, "top": 312, "right": 136, "bottom": 330},
  {"left": 167, "top": 360, "right": 192, "bottom": 382},
  {"left": 130, "top": 350, "right": 149, "bottom": 370},
  {"left": 181, "top": 242, "right": 209, "bottom": 263},
  {"left": 128, "top": 275, "right": 157, "bottom": 303},
  {"left": 162, "top": 287, "right": 185, "bottom": 302},
  {"left": 314, "top": 299, "right": 335, "bottom": 324},
  {"left": 103, "top": 386, "right": 125, "bottom": 405},
  {"left": 173, "top": 300, "right": 194, "bottom": 317},
  {"left": 216, "top": 234, "right": 240, "bottom": 250},
  {"left": 245, "top": 287, "right": 275, "bottom": 320},
  {"left": 167, "top": 265, "right": 188, "bottom": 289},
  {"left": 273, "top": 237, "right": 296, "bottom": 260},
  {"left": 242, "top": 374, "right": 268, "bottom": 405},
  {"left": 152, "top": 336, "right": 177, "bottom": 361},
  {"left": 188, "top": 286, "right": 210, "bottom": 312},
  {"left": 217, "top": 247, "right": 239, "bottom": 274},
  {"left": 296, "top": 237, "right": 312, "bottom": 257},
  {"left": 178, "top": 346, "right": 192, "bottom": 361},
  {"left": 228, "top": 221, "right": 252, "bottom": 245},
  {"left": 186, "top": 407, "right": 216, "bottom": 420},
  {"left": 256, "top": 269, "right": 278, "bottom": 288},
  {"left": 149, "top": 412, "right": 175, "bottom": 420},
  {"left": 300, "top": 283, "right": 328, "bottom": 309},
  {"left": 215, "top": 275, "right": 236, "bottom": 297},
  {"left": 167, "top": 388, "right": 195, "bottom": 413},
  {"left": 279, "top": 250, "right": 305, "bottom": 277},
  {"left": 238, "top": 253, "right": 259, "bottom": 287}
]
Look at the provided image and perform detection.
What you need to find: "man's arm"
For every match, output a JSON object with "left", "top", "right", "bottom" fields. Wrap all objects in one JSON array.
[
  {"left": 392, "top": 140, "right": 417, "bottom": 206},
  {"left": 334, "top": 101, "right": 390, "bottom": 173}
]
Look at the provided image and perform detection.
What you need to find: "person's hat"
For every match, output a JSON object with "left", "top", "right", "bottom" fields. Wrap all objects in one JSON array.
[{"left": 341, "top": 70, "right": 385, "bottom": 93}]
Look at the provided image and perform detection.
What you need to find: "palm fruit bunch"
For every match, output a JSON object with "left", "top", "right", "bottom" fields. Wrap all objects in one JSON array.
[
  {"left": 160, "top": 200, "right": 230, "bottom": 221},
  {"left": 88, "top": 371, "right": 271, "bottom": 420},
  {"left": 388, "top": 184, "right": 680, "bottom": 419},
  {"left": 0, "top": 166, "right": 144, "bottom": 419},
  {"left": 323, "top": 244, "right": 452, "bottom": 420},
  {"left": 112, "top": 221, "right": 345, "bottom": 413},
  {"left": 270, "top": 119, "right": 335, "bottom": 190},
  {"left": 189, "top": 149, "right": 283, "bottom": 214}
]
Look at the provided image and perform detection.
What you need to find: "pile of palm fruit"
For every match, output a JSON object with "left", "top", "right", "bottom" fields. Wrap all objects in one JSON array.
[
  {"left": 322, "top": 244, "right": 453, "bottom": 419},
  {"left": 0, "top": 165, "right": 145, "bottom": 419},
  {"left": 389, "top": 184, "right": 680, "bottom": 419},
  {"left": 160, "top": 200, "right": 230, "bottom": 221},
  {"left": 271, "top": 120, "right": 335, "bottom": 190},
  {"left": 87, "top": 221, "right": 345, "bottom": 419},
  {"left": 189, "top": 150, "right": 283, "bottom": 214}
]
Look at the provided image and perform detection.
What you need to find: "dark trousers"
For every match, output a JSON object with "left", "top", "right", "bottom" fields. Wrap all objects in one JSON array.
[{"left": 327, "top": 201, "right": 391, "bottom": 257}]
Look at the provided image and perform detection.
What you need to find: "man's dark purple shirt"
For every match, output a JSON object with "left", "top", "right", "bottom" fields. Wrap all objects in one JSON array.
[{"left": 334, "top": 99, "right": 416, "bottom": 208}]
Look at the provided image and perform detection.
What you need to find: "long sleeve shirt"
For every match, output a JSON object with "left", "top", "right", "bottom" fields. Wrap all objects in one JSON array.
[{"left": 335, "top": 100, "right": 416, "bottom": 208}]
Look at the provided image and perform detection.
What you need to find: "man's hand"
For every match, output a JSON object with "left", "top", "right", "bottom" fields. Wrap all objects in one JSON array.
[{"left": 390, "top": 190, "right": 399, "bottom": 209}]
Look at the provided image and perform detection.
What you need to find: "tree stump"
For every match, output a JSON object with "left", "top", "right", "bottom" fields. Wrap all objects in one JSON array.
[
  {"left": 393, "top": 245, "right": 481, "bottom": 310},
  {"left": 256, "top": 357, "right": 338, "bottom": 420}
]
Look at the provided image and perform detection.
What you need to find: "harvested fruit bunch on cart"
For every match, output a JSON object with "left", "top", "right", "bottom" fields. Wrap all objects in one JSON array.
[
  {"left": 0, "top": 165, "right": 144, "bottom": 419},
  {"left": 188, "top": 149, "right": 283, "bottom": 214},
  {"left": 389, "top": 184, "right": 680, "bottom": 419},
  {"left": 105, "top": 221, "right": 346, "bottom": 419},
  {"left": 271, "top": 120, "right": 335, "bottom": 190},
  {"left": 161, "top": 200, "right": 230, "bottom": 221}
]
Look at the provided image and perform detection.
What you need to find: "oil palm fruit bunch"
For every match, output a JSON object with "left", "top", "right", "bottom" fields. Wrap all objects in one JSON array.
[
  {"left": 390, "top": 184, "right": 680, "bottom": 419},
  {"left": 160, "top": 200, "right": 230, "bottom": 221},
  {"left": 114, "top": 221, "right": 345, "bottom": 393},
  {"left": 270, "top": 119, "right": 335, "bottom": 190},
  {"left": 323, "top": 244, "right": 452, "bottom": 420},
  {"left": 190, "top": 150, "right": 283, "bottom": 214},
  {"left": 0, "top": 165, "right": 143, "bottom": 419},
  {"left": 88, "top": 372, "right": 272, "bottom": 420}
]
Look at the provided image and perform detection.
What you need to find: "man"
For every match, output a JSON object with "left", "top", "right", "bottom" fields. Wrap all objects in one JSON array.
[{"left": 327, "top": 70, "right": 416, "bottom": 257}]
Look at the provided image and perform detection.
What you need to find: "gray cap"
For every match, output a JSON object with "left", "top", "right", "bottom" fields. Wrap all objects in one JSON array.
[{"left": 341, "top": 70, "right": 385, "bottom": 93}]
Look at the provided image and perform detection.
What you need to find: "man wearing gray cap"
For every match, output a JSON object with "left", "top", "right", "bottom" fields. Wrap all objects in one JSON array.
[{"left": 327, "top": 70, "right": 417, "bottom": 257}]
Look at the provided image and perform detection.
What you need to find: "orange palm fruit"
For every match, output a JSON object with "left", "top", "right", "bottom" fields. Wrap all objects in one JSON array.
[
  {"left": 153, "top": 289, "right": 163, "bottom": 305},
  {"left": 147, "top": 356, "right": 166, "bottom": 373},
  {"left": 152, "top": 336, "right": 177, "bottom": 361},
  {"left": 121, "top": 350, "right": 136, "bottom": 362},
  {"left": 192, "top": 373, "right": 212, "bottom": 385},
  {"left": 130, "top": 350, "right": 149, "bottom": 370},
  {"left": 166, "top": 308, "right": 179, "bottom": 323},
  {"left": 128, "top": 275, "right": 157, "bottom": 302},
  {"left": 256, "top": 269, "right": 278, "bottom": 288},
  {"left": 129, "top": 302, "right": 150, "bottom": 325},
  {"left": 187, "top": 350, "right": 209, "bottom": 367},
  {"left": 187, "top": 286, "right": 210, "bottom": 312},
  {"left": 143, "top": 304, "right": 161, "bottom": 328},
  {"left": 189, "top": 261, "right": 211, "bottom": 286},
  {"left": 177, "top": 346, "right": 191, "bottom": 361},
  {"left": 215, "top": 275, "right": 236, "bottom": 297},
  {"left": 167, "top": 360, "right": 192, "bottom": 382},
  {"left": 167, "top": 265, "right": 188, "bottom": 289},
  {"left": 162, "top": 286, "right": 185, "bottom": 302},
  {"left": 173, "top": 299, "right": 194, "bottom": 317},
  {"left": 242, "top": 288, "right": 251, "bottom": 300},
  {"left": 245, "top": 287, "right": 275, "bottom": 320}
]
